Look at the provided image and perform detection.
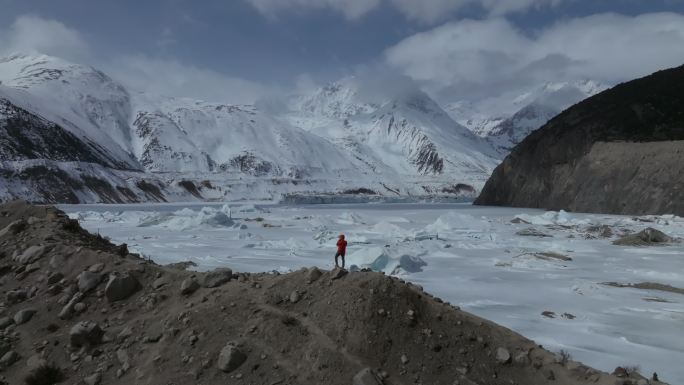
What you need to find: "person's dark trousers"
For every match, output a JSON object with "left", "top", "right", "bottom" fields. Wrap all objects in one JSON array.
[{"left": 335, "top": 251, "right": 345, "bottom": 268}]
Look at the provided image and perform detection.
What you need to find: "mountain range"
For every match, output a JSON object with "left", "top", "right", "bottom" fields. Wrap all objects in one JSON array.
[{"left": 0, "top": 53, "right": 603, "bottom": 203}]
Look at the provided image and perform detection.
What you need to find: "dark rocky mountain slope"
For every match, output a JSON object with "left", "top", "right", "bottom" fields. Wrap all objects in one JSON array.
[{"left": 475, "top": 65, "right": 684, "bottom": 215}]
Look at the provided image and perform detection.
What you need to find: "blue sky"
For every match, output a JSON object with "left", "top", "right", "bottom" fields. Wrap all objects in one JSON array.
[{"left": 1, "top": 0, "right": 684, "bottom": 105}]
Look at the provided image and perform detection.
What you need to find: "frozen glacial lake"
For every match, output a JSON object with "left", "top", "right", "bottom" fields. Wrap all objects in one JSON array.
[{"left": 60, "top": 202, "right": 684, "bottom": 383}]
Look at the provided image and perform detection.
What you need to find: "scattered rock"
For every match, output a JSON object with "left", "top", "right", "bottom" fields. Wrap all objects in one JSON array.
[
  {"left": 78, "top": 271, "right": 102, "bottom": 292},
  {"left": 58, "top": 292, "right": 84, "bottom": 320},
  {"left": 165, "top": 261, "right": 198, "bottom": 271},
  {"left": 25, "top": 263, "right": 41, "bottom": 273},
  {"left": 88, "top": 263, "right": 105, "bottom": 273},
  {"left": 13, "top": 308, "right": 37, "bottom": 325},
  {"left": 180, "top": 278, "right": 200, "bottom": 295},
  {"left": 74, "top": 302, "right": 87, "bottom": 314},
  {"left": 495, "top": 347, "right": 511, "bottom": 364},
  {"left": 26, "top": 354, "right": 47, "bottom": 370},
  {"left": 330, "top": 267, "right": 348, "bottom": 280},
  {"left": 541, "top": 311, "right": 556, "bottom": 318},
  {"left": 117, "top": 349, "right": 131, "bottom": 372},
  {"left": 70, "top": 321, "right": 104, "bottom": 347},
  {"left": 152, "top": 276, "right": 170, "bottom": 289},
  {"left": 84, "top": 372, "right": 102, "bottom": 385},
  {"left": 289, "top": 290, "right": 300, "bottom": 303},
  {"left": 6, "top": 289, "right": 27, "bottom": 304},
  {"left": 307, "top": 267, "right": 322, "bottom": 283},
  {"left": 105, "top": 273, "right": 140, "bottom": 302},
  {"left": 516, "top": 228, "right": 552, "bottom": 237},
  {"left": 46, "top": 272, "right": 64, "bottom": 285},
  {"left": 352, "top": 367, "right": 384, "bottom": 385},
  {"left": 613, "top": 228, "right": 675, "bottom": 246},
  {"left": 0, "top": 219, "right": 26, "bottom": 238},
  {"left": 15, "top": 245, "right": 48, "bottom": 265},
  {"left": 0, "top": 350, "right": 18, "bottom": 368},
  {"left": 204, "top": 268, "right": 233, "bottom": 288},
  {"left": 217, "top": 343, "right": 246, "bottom": 373},
  {"left": 400, "top": 354, "right": 409, "bottom": 365},
  {"left": 513, "top": 351, "right": 530, "bottom": 365},
  {"left": 0, "top": 317, "right": 13, "bottom": 329},
  {"left": 545, "top": 369, "right": 556, "bottom": 380}
]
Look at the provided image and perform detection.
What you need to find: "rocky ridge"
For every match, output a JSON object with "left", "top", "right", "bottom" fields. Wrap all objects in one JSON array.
[
  {"left": 0, "top": 200, "right": 667, "bottom": 385},
  {"left": 475, "top": 65, "right": 684, "bottom": 215}
]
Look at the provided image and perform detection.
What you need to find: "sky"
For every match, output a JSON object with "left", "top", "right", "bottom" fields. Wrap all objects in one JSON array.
[{"left": 1, "top": 0, "right": 684, "bottom": 109}]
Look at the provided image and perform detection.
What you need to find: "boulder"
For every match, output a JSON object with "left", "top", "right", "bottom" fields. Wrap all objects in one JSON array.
[
  {"left": 16, "top": 245, "right": 47, "bottom": 265},
  {"left": 78, "top": 271, "right": 102, "bottom": 293},
  {"left": 26, "top": 354, "right": 47, "bottom": 370},
  {"left": 0, "top": 350, "right": 18, "bottom": 368},
  {"left": 613, "top": 228, "right": 675, "bottom": 246},
  {"left": 6, "top": 289, "right": 27, "bottom": 304},
  {"left": 59, "top": 292, "right": 84, "bottom": 320},
  {"left": 217, "top": 343, "right": 246, "bottom": 373},
  {"left": 330, "top": 267, "right": 348, "bottom": 280},
  {"left": 0, "top": 342, "right": 10, "bottom": 358},
  {"left": 180, "top": 278, "right": 200, "bottom": 295},
  {"left": 84, "top": 372, "right": 102, "bottom": 385},
  {"left": 353, "top": 368, "right": 384, "bottom": 385},
  {"left": 0, "top": 220, "right": 26, "bottom": 238},
  {"left": 496, "top": 347, "right": 511, "bottom": 364},
  {"left": 13, "top": 308, "right": 37, "bottom": 325},
  {"left": 203, "top": 268, "right": 233, "bottom": 288},
  {"left": 307, "top": 267, "right": 323, "bottom": 283},
  {"left": 289, "top": 291, "right": 300, "bottom": 303},
  {"left": 46, "top": 272, "right": 64, "bottom": 285},
  {"left": 105, "top": 273, "right": 140, "bottom": 302},
  {"left": 69, "top": 321, "right": 104, "bottom": 347},
  {"left": 88, "top": 263, "right": 105, "bottom": 273},
  {"left": 0, "top": 317, "right": 13, "bottom": 329},
  {"left": 152, "top": 276, "right": 170, "bottom": 289}
]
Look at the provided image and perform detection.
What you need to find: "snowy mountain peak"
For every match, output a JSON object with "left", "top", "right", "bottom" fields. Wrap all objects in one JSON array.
[
  {"left": 0, "top": 53, "right": 136, "bottom": 164},
  {"left": 294, "top": 77, "right": 378, "bottom": 119}
]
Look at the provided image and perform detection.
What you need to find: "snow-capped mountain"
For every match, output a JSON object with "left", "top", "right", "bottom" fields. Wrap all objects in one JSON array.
[
  {"left": 447, "top": 80, "right": 608, "bottom": 154},
  {"left": 281, "top": 77, "right": 498, "bottom": 181},
  {"left": 0, "top": 53, "right": 139, "bottom": 168},
  {"left": 0, "top": 53, "right": 500, "bottom": 203}
]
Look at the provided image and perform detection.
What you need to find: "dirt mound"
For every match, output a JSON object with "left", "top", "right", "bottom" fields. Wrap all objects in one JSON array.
[
  {"left": 613, "top": 227, "right": 675, "bottom": 246},
  {"left": 0, "top": 201, "right": 667, "bottom": 385}
]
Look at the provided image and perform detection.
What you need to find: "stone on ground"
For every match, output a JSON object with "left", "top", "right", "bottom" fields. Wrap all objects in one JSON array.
[
  {"left": 217, "top": 343, "right": 246, "bottom": 373},
  {"left": 105, "top": 273, "right": 140, "bottom": 302}
]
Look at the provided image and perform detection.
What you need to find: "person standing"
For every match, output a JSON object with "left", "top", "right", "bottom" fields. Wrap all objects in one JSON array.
[{"left": 335, "top": 234, "right": 347, "bottom": 268}]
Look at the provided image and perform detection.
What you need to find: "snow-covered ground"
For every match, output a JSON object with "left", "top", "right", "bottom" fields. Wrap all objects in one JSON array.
[{"left": 60, "top": 202, "right": 684, "bottom": 383}]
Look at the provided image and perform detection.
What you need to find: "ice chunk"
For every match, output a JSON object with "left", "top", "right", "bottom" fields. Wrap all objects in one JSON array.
[
  {"left": 336, "top": 211, "right": 367, "bottom": 225},
  {"left": 346, "top": 246, "right": 427, "bottom": 275},
  {"left": 137, "top": 206, "right": 237, "bottom": 230},
  {"left": 424, "top": 212, "right": 492, "bottom": 236},
  {"left": 368, "top": 221, "right": 407, "bottom": 237},
  {"left": 513, "top": 210, "right": 592, "bottom": 226}
]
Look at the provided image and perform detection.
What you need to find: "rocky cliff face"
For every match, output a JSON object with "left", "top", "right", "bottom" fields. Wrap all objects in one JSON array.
[{"left": 475, "top": 65, "right": 684, "bottom": 216}]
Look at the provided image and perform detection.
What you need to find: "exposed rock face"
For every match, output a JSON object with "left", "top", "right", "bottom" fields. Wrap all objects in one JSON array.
[{"left": 475, "top": 65, "right": 684, "bottom": 216}]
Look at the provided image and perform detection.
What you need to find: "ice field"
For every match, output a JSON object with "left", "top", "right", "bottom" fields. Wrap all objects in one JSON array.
[{"left": 60, "top": 202, "right": 684, "bottom": 383}]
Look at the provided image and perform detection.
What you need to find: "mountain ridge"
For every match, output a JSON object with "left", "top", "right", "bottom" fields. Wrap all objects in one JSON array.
[{"left": 0, "top": 53, "right": 504, "bottom": 203}]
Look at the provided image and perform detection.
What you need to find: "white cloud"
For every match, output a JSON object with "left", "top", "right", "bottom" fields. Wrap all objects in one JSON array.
[
  {"left": 245, "top": 0, "right": 566, "bottom": 23},
  {"left": 385, "top": 12, "right": 684, "bottom": 104},
  {"left": 0, "top": 15, "right": 89, "bottom": 60},
  {"left": 105, "top": 55, "right": 279, "bottom": 104},
  {"left": 0, "top": 15, "right": 279, "bottom": 105}
]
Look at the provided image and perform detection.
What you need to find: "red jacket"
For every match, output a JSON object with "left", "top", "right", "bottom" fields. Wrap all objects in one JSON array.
[{"left": 336, "top": 238, "right": 347, "bottom": 252}]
